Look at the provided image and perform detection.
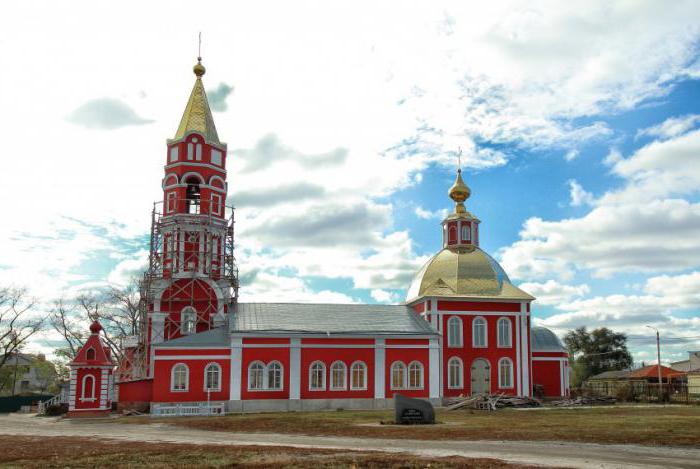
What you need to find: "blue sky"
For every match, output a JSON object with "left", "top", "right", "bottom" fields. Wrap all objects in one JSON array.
[{"left": 1, "top": 1, "right": 700, "bottom": 364}]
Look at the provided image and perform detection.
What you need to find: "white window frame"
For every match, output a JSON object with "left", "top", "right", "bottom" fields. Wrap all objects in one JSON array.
[
  {"left": 170, "top": 363, "right": 189, "bottom": 392},
  {"left": 210, "top": 193, "right": 222, "bottom": 216},
  {"left": 80, "top": 374, "right": 96, "bottom": 401},
  {"left": 497, "top": 317, "right": 512, "bottom": 348},
  {"left": 210, "top": 149, "right": 222, "bottom": 166},
  {"left": 390, "top": 361, "right": 406, "bottom": 390},
  {"left": 187, "top": 143, "right": 194, "bottom": 160},
  {"left": 167, "top": 192, "right": 177, "bottom": 214},
  {"left": 447, "top": 316, "right": 463, "bottom": 347},
  {"left": 498, "top": 357, "right": 514, "bottom": 389},
  {"left": 472, "top": 316, "right": 488, "bottom": 348},
  {"left": 247, "top": 361, "right": 265, "bottom": 391},
  {"left": 266, "top": 361, "right": 283, "bottom": 390},
  {"left": 407, "top": 361, "right": 424, "bottom": 390},
  {"left": 350, "top": 361, "right": 367, "bottom": 390},
  {"left": 461, "top": 224, "right": 470, "bottom": 241},
  {"left": 181, "top": 307, "right": 196, "bottom": 335},
  {"left": 203, "top": 362, "right": 221, "bottom": 392},
  {"left": 330, "top": 361, "right": 347, "bottom": 391},
  {"left": 169, "top": 146, "right": 179, "bottom": 162},
  {"left": 195, "top": 143, "right": 202, "bottom": 161},
  {"left": 309, "top": 361, "right": 326, "bottom": 391},
  {"left": 447, "top": 357, "right": 463, "bottom": 389}
]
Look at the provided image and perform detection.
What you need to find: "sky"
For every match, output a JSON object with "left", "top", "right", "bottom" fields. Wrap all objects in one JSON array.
[{"left": 1, "top": 0, "right": 700, "bottom": 366}]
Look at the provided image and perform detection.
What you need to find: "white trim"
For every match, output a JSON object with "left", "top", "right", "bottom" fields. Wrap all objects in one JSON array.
[
  {"left": 180, "top": 306, "right": 197, "bottom": 335},
  {"left": 181, "top": 171, "right": 205, "bottom": 184},
  {"left": 170, "top": 363, "right": 189, "bottom": 392},
  {"left": 230, "top": 337, "right": 242, "bottom": 401},
  {"left": 266, "top": 361, "right": 284, "bottom": 391},
  {"left": 247, "top": 360, "right": 266, "bottom": 391},
  {"left": 446, "top": 316, "right": 463, "bottom": 347},
  {"left": 447, "top": 356, "right": 464, "bottom": 390},
  {"left": 80, "top": 374, "right": 96, "bottom": 400},
  {"left": 497, "top": 317, "right": 513, "bottom": 348},
  {"left": 516, "top": 313, "right": 522, "bottom": 395},
  {"left": 208, "top": 175, "right": 226, "bottom": 188},
  {"left": 155, "top": 355, "right": 231, "bottom": 360},
  {"left": 498, "top": 357, "right": 514, "bottom": 389},
  {"left": 308, "top": 361, "right": 326, "bottom": 391},
  {"left": 532, "top": 356, "right": 569, "bottom": 361},
  {"left": 329, "top": 360, "right": 347, "bottom": 391},
  {"left": 390, "top": 361, "right": 406, "bottom": 390},
  {"left": 165, "top": 161, "right": 227, "bottom": 174},
  {"left": 440, "top": 311, "right": 522, "bottom": 316},
  {"left": 472, "top": 316, "right": 488, "bottom": 348},
  {"left": 519, "top": 302, "right": 530, "bottom": 396},
  {"left": 163, "top": 173, "right": 178, "bottom": 188},
  {"left": 374, "top": 339, "right": 385, "bottom": 398},
  {"left": 407, "top": 360, "right": 425, "bottom": 390},
  {"left": 429, "top": 338, "right": 440, "bottom": 397},
  {"left": 239, "top": 343, "right": 430, "bottom": 349},
  {"left": 349, "top": 361, "right": 368, "bottom": 391}
]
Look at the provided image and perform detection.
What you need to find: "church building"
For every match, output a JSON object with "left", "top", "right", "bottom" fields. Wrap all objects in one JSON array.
[{"left": 112, "top": 58, "right": 569, "bottom": 416}]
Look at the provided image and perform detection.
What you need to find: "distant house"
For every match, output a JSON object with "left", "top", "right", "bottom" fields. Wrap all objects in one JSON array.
[
  {"left": 1, "top": 353, "right": 58, "bottom": 395},
  {"left": 586, "top": 364, "right": 686, "bottom": 396},
  {"left": 672, "top": 352, "right": 700, "bottom": 396}
]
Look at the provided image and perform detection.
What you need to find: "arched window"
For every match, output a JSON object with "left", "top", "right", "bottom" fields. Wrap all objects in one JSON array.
[
  {"left": 330, "top": 361, "right": 347, "bottom": 390},
  {"left": 448, "top": 226, "right": 457, "bottom": 243},
  {"left": 86, "top": 347, "right": 96, "bottom": 360},
  {"left": 350, "top": 361, "right": 367, "bottom": 390},
  {"left": 181, "top": 307, "right": 196, "bottom": 334},
  {"left": 267, "top": 361, "right": 283, "bottom": 390},
  {"left": 447, "top": 357, "right": 463, "bottom": 389},
  {"left": 248, "top": 361, "right": 265, "bottom": 390},
  {"left": 171, "top": 363, "right": 189, "bottom": 392},
  {"left": 81, "top": 374, "right": 95, "bottom": 399},
  {"left": 461, "top": 224, "right": 471, "bottom": 241},
  {"left": 497, "top": 317, "right": 512, "bottom": 347},
  {"left": 498, "top": 358, "right": 513, "bottom": 388},
  {"left": 204, "top": 363, "right": 221, "bottom": 391},
  {"left": 390, "top": 361, "right": 406, "bottom": 390},
  {"left": 309, "top": 361, "right": 326, "bottom": 391},
  {"left": 447, "top": 316, "right": 463, "bottom": 347},
  {"left": 408, "top": 361, "right": 424, "bottom": 389},
  {"left": 185, "top": 176, "right": 201, "bottom": 214},
  {"left": 472, "top": 316, "right": 487, "bottom": 347}
]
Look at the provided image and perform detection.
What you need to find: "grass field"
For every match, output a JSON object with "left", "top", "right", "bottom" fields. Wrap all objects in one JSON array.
[
  {"left": 130, "top": 405, "right": 700, "bottom": 447},
  {"left": 0, "top": 436, "right": 539, "bottom": 468}
]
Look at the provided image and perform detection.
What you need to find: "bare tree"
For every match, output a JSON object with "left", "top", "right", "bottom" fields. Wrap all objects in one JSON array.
[{"left": 0, "top": 287, "right": 43, "bottom": 370}]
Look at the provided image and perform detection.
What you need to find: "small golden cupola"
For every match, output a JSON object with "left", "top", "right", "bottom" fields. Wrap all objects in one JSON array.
[{"left": 442, "top": 168, "right": 480, "bottom": 251}]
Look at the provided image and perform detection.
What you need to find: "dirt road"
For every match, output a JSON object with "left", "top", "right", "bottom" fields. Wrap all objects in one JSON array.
[{"left": 1, "top": 414, "right": 698, "bottom": 468}]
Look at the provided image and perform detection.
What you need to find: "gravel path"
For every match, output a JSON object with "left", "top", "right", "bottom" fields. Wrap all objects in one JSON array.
[{"left": 1, "top": 414, "right": 698, "bottom": 468}]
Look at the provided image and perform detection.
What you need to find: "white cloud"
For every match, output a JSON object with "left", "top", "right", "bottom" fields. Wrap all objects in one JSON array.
[
  {"left": 568, "top": 180, "right": 594, "bottom": 207},
  {"left": 518, "top": 280, "right": 589, "bottom": 306},
  {"left": 636, "top": 114, "right": 700, "bottom": 140},
  {"left": 414, "top": 206, "right": 448, "bottom": 220},
  {"left": 564, "top": 149, "right": 579, "bottom": 161},
  {"left": 370, "top": 289, "right": 398, "bottom": 303}
]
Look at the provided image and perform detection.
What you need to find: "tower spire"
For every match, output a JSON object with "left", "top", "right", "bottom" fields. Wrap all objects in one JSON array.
[
  {"left": 172, "top": 48, "right": 219, "bottom": 144},
  {"left": 448, "top": 149, "right": 470, "bottom": 215}
]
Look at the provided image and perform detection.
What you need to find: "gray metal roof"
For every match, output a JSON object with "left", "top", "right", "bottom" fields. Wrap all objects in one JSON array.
[
  {"left": 156, "top": 327, "right": 229, "bottom": 348},
  {"left": 232, "top": 302, "right": 437, "bottom": 335},
  {"left": 587, "top": 369, "right": 631, "bottom": 380},
  {"left": 531, "top": 326, "right": 567, "bottom": 352}
]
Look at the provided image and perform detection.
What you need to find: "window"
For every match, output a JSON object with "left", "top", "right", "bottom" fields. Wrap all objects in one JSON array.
[
  {"left": 187, "top": 142, "right": 194, "bottom": 160},
  {"left": 181, "top": 307, "right": 196, "bottom": 334},
  {"left": 498, "top": 358, "right": 513, "bottom": 388},
  {"left": 169, "top": 146, "right": 179, "bottom": 162},
  {"left": 248, "top": 362, "right": 265, "bottom": 390},
  {"left": 461, "top": 224, "right": 471, "bottom": 241},
  {"left": 86, "top": 347, "right": 96, "bottom": 360},
  {"left": 330, "top": 361, "right": 347, "bottom": 390},
  {"left": 497, "top": 317, "right": 512, "bottom": 347},
  {"left": 408, "top": 361, "right": 424, "bottom": 389},
  {"left": 204, "top": 363, "right": 221, "bottom": 391},
  {"left": 171, "top": 364, "right": 189, "bottom": 391},
  {"left": 448, "top": 226, "right": 457, "bottom": 243},
  {"left": 267, "top": 361, "right": 283, "bottom": 390},
  {"left": 448, "top": 357, "right": 463, "bottom": 389},
  {"left": 185, "top": 177, "right": 201, "bottom": 214},
  {"left": 472, "top": 316, "right": 487, "bottom": 347},
  {"left": 350, "top": 361, "right": 367, "bottom": 390},
  {"left": 309, "top": 361, "right": 326, "bottom": 390},
  {"left": 390, "top": 361, "right": 406, "bottom": 390},
  {"left": 211, "top": 149, "right": 222, "bottom": 165},
  {"left": 166, "top": 192, "right": 177, "bottom": 214},
  {"left": 81, "top": 374, "right": 95, "bottom": 400},
  {"left": 447, "top": 316, "right": 463, "bottom": 347},
  {"left": 195, "top": 144, "right": 202, "bottom": 161},
  {"left": 210, "top": 193, "right": 222, "bottom": 216}
]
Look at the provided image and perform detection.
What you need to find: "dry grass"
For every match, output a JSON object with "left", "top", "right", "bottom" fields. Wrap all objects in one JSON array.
[
  {"left": 128, "top": 405, "right": 700, "bottom": 447},
  {"left": 0, "top": 436, "right": 536, "bottom": 468}
]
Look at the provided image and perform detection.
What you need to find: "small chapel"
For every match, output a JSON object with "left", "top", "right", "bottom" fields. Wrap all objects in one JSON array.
[{"left": 70, "top": 58, "right": 570, "bottom": 416}]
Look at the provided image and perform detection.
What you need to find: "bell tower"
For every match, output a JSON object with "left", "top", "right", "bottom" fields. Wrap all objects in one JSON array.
[
  {"left": 118, "top": 57, "right": 238, "bottom": 382},
  {"left": 441, "top": 169, "right": 480, "bottom": 250}
]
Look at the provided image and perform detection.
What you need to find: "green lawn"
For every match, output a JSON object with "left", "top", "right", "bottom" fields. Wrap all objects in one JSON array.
[{"left": 129, "top": 405, "right": 700, "bottom": 447}]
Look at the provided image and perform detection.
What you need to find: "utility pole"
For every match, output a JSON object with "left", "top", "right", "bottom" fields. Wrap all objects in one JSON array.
[{"left": 647, "top": 326, "right": 663, "bottom": 401}]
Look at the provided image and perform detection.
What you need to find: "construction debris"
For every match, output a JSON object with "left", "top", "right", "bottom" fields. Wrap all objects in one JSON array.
[
  {"left": 551, "top": 396, "right": 617, "bottom": 407},
  {"left": 445, "top": 393, "right": 542, "bottom": 411}
]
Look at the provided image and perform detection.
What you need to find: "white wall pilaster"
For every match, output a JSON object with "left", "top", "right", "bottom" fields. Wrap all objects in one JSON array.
[
  {"left": 374, "top": 338, "right": 385, "bottom": 399},
  {"left": 519, "top": 303, "right": 530, "bottom": 396},
  {"left": 429, "top": 337, "right": 440, "bottom": 398},
  {"left": 289, "top": 338, "right": 301, "bottom": 400},
  {"left": 230, "top": 337, "right": 242, "bottom": 401}
]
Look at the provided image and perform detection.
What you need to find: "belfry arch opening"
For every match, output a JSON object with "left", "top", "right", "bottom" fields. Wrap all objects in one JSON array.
[{"left": 185, "top": 176, "right": 201, "bottom": 214}]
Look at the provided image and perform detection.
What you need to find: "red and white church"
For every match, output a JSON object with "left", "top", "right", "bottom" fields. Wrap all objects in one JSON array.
[{"left": 70, "top": 59, "right": 569, "bottom": 416}]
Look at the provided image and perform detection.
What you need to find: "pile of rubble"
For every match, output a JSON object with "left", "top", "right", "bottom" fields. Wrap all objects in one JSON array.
[
  {"left": 551, "top": 395, "right": 617, "bottom": 407},
  {"left": 445, "top": 393, "right": 542, "bottom": 411}
]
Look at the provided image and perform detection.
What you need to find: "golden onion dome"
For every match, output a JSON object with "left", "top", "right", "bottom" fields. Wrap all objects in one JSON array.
[
  {"left": 449, "top": 169, "right": 470, "bottom": 202},
  {"left": 193, "top": 57, "right": 206, "bottom": 77},
  {"left": 405, "top": 247, "right": 533, "bottom": 302}
]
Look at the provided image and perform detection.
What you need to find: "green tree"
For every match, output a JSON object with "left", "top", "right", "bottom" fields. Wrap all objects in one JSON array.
[{"left": 564, "top": 326, "right": 633, "bottom": 387}]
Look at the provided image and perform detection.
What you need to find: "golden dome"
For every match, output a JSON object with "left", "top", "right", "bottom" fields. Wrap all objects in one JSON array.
[
  {"left": 193, "top": 57, "right": 206, "bottom": 77},
  {"left": 405, "top": 247, "right": 533, "bottom": 302},
  {"left": 448, "top": 169, "right": 471, "bottom": 215}
]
